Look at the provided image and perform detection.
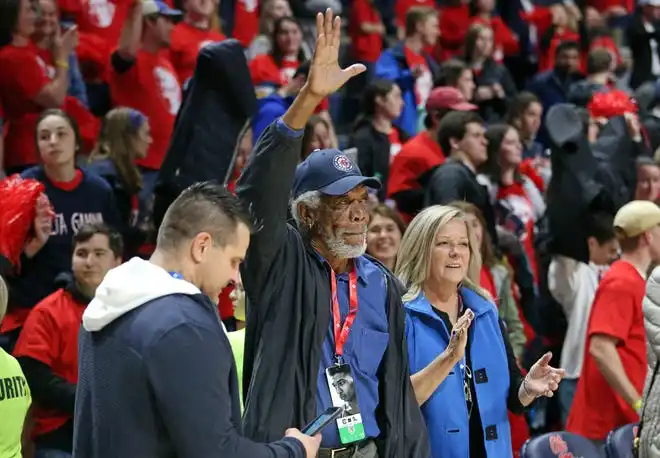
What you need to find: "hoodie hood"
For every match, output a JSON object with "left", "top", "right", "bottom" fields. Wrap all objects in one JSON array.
[{"left": 83, "top": 257, "right": 202, "bottom": 332}]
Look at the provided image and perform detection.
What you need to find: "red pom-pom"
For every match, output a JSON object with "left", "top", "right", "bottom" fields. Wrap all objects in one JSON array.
[
  {"left": 0, "top": 175, "right": 47, "bottom": 270},
  {"left": 587, "top": 90, "right": 638, "bottom": 119}
]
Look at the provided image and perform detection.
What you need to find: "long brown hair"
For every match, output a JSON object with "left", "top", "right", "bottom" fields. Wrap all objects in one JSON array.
[
  {"left": 448, "top": 200, "right": 498, "bottom": 267},
  {"left": 89, "top": 107, "right": 144, "bottom": 195}
]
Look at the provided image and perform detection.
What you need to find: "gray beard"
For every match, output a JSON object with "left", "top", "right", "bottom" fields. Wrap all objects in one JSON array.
[{"left": 325, "top": 232, "right": 367, "bottom": 259}]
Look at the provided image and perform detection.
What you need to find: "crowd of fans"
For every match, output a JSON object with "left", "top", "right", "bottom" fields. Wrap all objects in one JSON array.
[{"left": 1, "top": 0, "right": 660, "bottom": 456}]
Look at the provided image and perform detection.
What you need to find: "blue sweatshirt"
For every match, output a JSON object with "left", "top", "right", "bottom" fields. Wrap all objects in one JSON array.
[
  {"left": 73, "top": 258, "right": 305, "bottom": 458},
  {"left": 9, "top": 167, "right": 121, "bottom": 309},
  {"left": 252, "top": 94, "right": 293, "bottom": 144}
]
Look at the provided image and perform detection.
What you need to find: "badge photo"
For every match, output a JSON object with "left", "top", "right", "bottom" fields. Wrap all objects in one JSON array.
[{"left": 326, "top": 364, "right": 366, "bottom": 444}]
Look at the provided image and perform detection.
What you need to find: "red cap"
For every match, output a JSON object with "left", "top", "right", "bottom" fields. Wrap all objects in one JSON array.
[{"left": 426, "top": 87, "right": 477, "bottom": 112}]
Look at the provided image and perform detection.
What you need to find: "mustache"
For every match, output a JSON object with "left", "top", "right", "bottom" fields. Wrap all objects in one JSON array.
[{"left": 335, "top": 227, "right": 367, "bottom": 236}]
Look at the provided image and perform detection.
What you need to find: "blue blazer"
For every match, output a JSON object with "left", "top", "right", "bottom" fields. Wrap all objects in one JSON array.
[{"left": 404, "top": 287, "right": 513, "bottom": 458}]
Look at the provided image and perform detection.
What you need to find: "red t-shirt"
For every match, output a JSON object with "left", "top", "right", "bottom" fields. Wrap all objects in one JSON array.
[
  {"left": 350, "top": 0, "right": 383, "bottom": 63},
  {"left": 566, "top": 260, "right": 648, "bottom": 439},
  {"left": 76, "top": 0, "right": 132, "bottom": 47},
  {"left": 170, "top": 22, "right": 226, "bottom": 84},
  {"left": 496, "top": 182, "right": 538, "bottom": 283},
  {"left": 109, "top": 49, "right": 182, "bottom": 170},
  {"left": 388, "top": 129, "right": 402, "bottom": 162},
  {"left": 233, "top": 0, "right": 259, "bottom": 47},
  {"left": 0, "top": 44, "right": 52, "bottom": 169},
  {"left": 13, "top": 288, "right": 86, "bottom": 437},
  {"left": 480, "top": 265, "right": 497, "bottom": 299},
  {"left": 387, "top": 130, "right": 444, "bottom": 222},
  {"left": 404, "top": 47, "right": 432, "bottom": 108}
]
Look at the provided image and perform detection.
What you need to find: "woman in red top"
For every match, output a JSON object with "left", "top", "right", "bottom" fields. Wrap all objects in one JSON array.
[
  {"left": 350, "top": 0, "right": 385, "bottom": 65},
  {"left": 246, "top": 0, "right": 291, "bottom": 60},
  {"left": 170, "top": 0, "right": 226, "bottom": 84},
  {"left": 480, "top": 124, "right": 546, "bottom": 284},
  {"left": 0, "top": 0, "right": 76, "bottom": 174},
  {"left": 248, "top": 16, "right": 306, "bottom": 99},
  {"left": 469, "top": 0, "right": 519, "bottom": 62}
]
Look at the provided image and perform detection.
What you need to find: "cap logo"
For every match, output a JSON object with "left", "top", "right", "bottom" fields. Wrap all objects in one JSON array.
[{"left": 333, "top": 154, "right": 353, "bottom": 172}]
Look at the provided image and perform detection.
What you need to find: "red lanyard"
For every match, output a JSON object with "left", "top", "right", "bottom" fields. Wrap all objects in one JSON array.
[{"left": 330, "top": 269, "right": 359, "bottom": 359}]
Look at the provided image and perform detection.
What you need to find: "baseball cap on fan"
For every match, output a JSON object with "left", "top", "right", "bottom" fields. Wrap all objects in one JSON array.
[
  {"left": 142, "top": 0, "right": 182, "bottom": 17},
  {"left": 640, "top": 0, "right": 660, "bottom": 6},
  {"left": 426, "top": 87, "right": 477, "bottom": 112},
  {"left": 613, "top": 200, "right": 660, "bottom": 238},
  {"left": 292, "top": 149, "right": 381, "bottom": 199}
]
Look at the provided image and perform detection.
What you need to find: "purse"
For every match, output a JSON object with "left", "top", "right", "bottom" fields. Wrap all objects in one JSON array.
[{"left": 633, "top": 362, "right": 660, "bottom": 458}]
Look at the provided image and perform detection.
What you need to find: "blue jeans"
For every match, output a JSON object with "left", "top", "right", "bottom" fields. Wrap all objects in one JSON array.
[
  {"left": 35, "top": 449, "right": 72, "bottom": 458},
  {"left": 559, "top": 377, "right": 578, "bottom": 425}
]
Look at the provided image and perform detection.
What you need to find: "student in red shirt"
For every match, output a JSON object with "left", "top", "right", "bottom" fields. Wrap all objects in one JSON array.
[
  {"left": 14, "top": 223, "right": 122, "bottom": 456},
  {"left": 566, "top": 200, "right": 660, "bottom": 445},
  {"left": 436, "top": 0, "right": 470, "bottom": 62},
  {"left": 0, "top": 0, "right": 76, "bottom": 174},
  {"left": 387, "top": 86, "right": 476, "bottom": 222},
  {"left": 109, "top": 0, "right": 182, "bottom": 208},
  {"left": 170, "top": 0, "right": 226, "bottom": 84},
  {"left": 233, "top": 0, "right": 259, "bottom": 48},
  {"left": 248, "top": 16, "right": 306, "bottom": 98},
  {"left": 350, "top": 0, "right": 385, "bottom": 66}
]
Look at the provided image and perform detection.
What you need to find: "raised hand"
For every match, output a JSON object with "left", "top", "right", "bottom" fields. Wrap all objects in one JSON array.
[
  {"left": 524, "top": 352, "right": 566, "bottom": 399},
  {"left": 306, "top": 9, "right": 366, "bottom": 98},
  {"left": 446, "top": 309, "right": 474, "bottom": 363}
]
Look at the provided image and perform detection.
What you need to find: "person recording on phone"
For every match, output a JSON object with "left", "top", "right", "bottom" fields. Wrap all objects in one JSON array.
[{"left": 73, "top": 182, "right": 320, "bottom": 458}]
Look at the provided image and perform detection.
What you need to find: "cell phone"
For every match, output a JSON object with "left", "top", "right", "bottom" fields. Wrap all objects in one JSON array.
[{"left": 301, "top": 407, "right": 344, "bottom": 436}]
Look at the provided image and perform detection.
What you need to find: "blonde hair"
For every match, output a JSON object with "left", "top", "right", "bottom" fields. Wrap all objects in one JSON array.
[
  {"left": 394, "top": 205, "right": 490, "bottom": 303},
  {"left": 0, "top": 275, "right": 8, "bottom": 324}
]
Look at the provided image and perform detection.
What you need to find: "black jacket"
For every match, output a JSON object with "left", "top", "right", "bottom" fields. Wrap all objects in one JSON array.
[
  {"left": 237, "top": 122, "right": 431, "bottom": 457},
  {"left": 350, "top": 120, "right": 409, "bottom": 200},
  {"left": 424, "top": 159, "right": 498, "bottom": 246},
  {"left": 627, "top": 11, "right": 660, "bottom": 90}
]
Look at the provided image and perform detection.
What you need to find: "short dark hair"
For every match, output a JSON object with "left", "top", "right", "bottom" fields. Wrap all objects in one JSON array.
[
  {"left": 405, "top": 6, "right": 436, "bottom": 37},
  {"left": 437, "top": 111, "right": 484, "bottom": 154},
  {"left": 157, "top": 181, "right": 253, "bottom": 251},
  {"left": 585, "top": 212, "right": 616, "bottom": 245},
  {"left": 586, "top": 47, "right": 612, "bottom": 75},
  {"left": 437, "top": 59, "right": 468, "bottom": 87},
  {"left": 424, "top": 107, "right": 452, "bottom": 129},
  {"left": 73, "top": 223, "right": 124, "bottom": 258},
  {"left": 555, "top": 40, "right": 580, "bottom": 57}
]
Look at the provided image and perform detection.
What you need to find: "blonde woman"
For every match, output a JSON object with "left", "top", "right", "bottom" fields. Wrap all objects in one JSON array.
[
  {"left": 0, "top": 275, "right": 32, "bottom": 458},
  {"left": 395, "top": 205, "right": 564, "bottom": 458}
]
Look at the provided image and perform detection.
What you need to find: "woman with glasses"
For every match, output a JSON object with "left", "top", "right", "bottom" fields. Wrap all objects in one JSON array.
[{"left": 395, "top": 205, "right": 564, "bottom": 458}]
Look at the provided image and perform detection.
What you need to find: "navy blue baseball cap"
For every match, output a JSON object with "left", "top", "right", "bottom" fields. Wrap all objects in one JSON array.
[{"left": 292, "top": 149, "right": 381, "bottom": 199}]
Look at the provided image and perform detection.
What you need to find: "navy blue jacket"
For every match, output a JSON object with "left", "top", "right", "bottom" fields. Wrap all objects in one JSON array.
[{"left": 73, "top": 258, "right": 304, "bottom": 458}]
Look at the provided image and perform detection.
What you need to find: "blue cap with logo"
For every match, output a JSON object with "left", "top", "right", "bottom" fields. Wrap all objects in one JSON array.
[{"left": 292, "top": 149, "right": 381, "bottom": 199}]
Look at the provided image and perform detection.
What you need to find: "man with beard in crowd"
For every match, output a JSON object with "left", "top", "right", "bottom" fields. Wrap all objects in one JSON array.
[{"left": 237, "top": 9, "right": 430, "bottom": 458}]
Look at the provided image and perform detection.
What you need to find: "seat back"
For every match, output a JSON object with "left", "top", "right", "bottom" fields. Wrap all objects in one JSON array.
[
  {"left": 521, "top": 432, "right": 603, "bottom": 458},
  {"left": 605, "top": 423, "right": 638, "bottom": 458}
]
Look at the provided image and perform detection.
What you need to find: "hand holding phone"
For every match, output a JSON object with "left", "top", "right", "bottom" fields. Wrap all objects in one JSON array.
[
  {"left": 284, "top": 428, "right": 322, "bottom": 458},
  {"left": 301, "top": 406, "right": 344, "bottom": 436}
]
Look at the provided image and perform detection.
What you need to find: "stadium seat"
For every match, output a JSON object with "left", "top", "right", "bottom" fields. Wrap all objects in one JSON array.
[
  {"left": 521, "top": 431, "right": 603, "bottom": 458},
  {"left": 605, "top": 423, "right": 638, "bottom": 458}
]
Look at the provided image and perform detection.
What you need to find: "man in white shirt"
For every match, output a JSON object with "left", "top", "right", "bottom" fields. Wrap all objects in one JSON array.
[{"left": 548, "top": 212, "right": 619, "bottom": 423}]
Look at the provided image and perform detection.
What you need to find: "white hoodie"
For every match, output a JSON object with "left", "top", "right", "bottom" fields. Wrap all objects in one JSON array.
[{"left": 83, "top": 257, "right": 203, "bottom": 332}]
